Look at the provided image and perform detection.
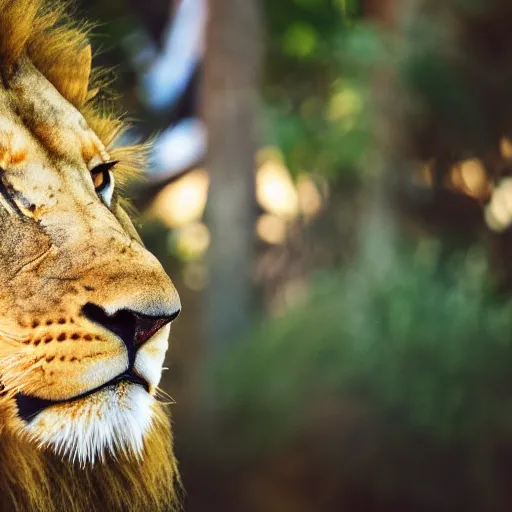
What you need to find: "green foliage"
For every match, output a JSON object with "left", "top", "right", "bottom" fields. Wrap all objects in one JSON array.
[
  {"left": 264, "top": 0, "right": 512, "bottom": 185},
  {"left": 214, "top": 249, "right": 512, "bottom": 508},
  {"left": 263, "top": 0, "right": 380, "bottom": 179}
]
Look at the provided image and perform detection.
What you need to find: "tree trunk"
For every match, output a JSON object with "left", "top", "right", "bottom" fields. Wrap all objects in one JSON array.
[
  {"left": 358, "top": 0, "right": 419, "bottom": 277},
  {"left": 201, "top": 0, "right": 262, "bottom": 373}
]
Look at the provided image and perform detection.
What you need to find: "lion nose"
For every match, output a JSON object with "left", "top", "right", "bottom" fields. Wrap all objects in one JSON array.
[{"left": 82, "top": 303, "right": 180, "bottom": 362}]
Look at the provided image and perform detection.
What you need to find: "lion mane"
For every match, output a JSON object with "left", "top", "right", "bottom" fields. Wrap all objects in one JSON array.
[
  {"left": 0, "top": 409, "right": 180, "bottom": 512},
  {"left": 0, "top": 1, "right": 180, "bottom": 510}
]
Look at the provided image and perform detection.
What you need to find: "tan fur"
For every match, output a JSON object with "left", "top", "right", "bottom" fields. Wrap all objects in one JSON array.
[{"left": 0, "top": 1, "right": 181, "bottom": 510}]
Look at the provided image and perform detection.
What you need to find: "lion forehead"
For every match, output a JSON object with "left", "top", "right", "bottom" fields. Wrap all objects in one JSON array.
[{"left": 8, "top": 61, "right": 109, "bottom": 166}]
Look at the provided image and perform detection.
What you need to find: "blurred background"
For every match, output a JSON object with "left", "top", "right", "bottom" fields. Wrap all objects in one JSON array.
[{"left": 75, "top": 0, "right": 512, "bottom": 510}]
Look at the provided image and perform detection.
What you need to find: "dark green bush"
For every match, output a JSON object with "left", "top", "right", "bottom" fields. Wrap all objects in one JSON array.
[{"left": 215, "top": 249, "right": 512, "bottom": 510}]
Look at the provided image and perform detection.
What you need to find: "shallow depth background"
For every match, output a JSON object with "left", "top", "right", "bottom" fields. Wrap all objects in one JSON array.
[{"left": 76, "top": 0, "right": 512, "bottom": 510}]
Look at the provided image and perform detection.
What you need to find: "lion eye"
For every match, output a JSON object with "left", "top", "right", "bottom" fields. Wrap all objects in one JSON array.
[{"left": 91, "top": 161, "right": 117, "bottom": 206}]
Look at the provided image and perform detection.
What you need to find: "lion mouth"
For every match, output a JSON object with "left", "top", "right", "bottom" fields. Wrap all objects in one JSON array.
[{"left": 15, "top": 372, "right": 150, "bottom": 422}]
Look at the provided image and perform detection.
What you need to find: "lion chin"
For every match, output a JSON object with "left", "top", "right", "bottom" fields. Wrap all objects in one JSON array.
[
  {"left": 0, "top": 399, "right": 180, "bottom": 512},
  {"left": 13, "top": 321, "right": 173, "bottom": 467},
  {"left": 20, "top": 382, "right": 156, "bottom": 466}
]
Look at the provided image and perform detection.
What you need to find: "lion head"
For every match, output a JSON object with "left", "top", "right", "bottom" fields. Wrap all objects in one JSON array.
[{"left": 0, "top": 1, "right": 181, "bottom": 510}]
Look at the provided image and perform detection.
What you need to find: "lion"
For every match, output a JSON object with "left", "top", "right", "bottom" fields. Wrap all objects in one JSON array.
[{"left": 0, "top": 1, "right": 182, "bottom": 511}]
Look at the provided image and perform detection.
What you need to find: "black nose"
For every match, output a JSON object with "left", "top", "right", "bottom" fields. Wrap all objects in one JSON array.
[{"left": 82, "top": 303, "right": 179, "bottom": 364}]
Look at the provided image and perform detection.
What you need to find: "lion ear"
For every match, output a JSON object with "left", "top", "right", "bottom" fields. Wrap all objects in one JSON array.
[
  {"left": 50, "top": 44, "right": 92, "bottom": 108},
  {"left": 0, "top": 0, "right": 40, "bottom": 82}
]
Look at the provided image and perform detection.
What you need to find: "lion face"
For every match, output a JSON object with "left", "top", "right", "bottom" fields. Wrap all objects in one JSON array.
[{"left": 0, "top": 58, "right": 180, "bottom": 465}]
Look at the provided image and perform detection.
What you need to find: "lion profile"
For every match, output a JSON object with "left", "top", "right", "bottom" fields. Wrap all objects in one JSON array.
[{"left": 0, "top": 1, "right": 181, "bottom": 510}]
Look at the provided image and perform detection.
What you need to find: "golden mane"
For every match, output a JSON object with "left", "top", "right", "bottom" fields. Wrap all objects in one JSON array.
[
  {"left": 0, "top": 0, "right": 144, "bottom": 189},
  {"left": 0, "top": 404, "right": 181, "bottom": 512}
]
